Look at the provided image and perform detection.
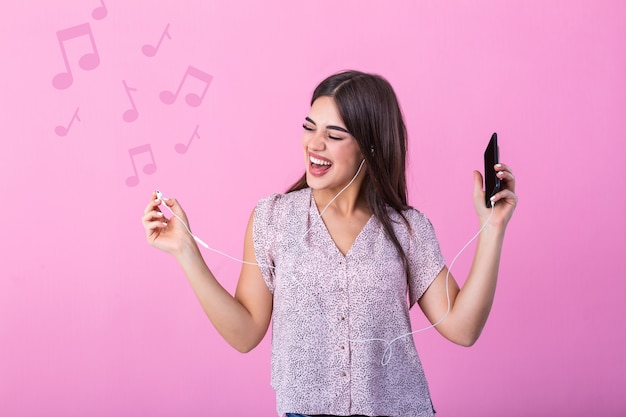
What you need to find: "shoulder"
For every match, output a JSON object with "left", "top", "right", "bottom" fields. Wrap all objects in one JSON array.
[
  {"left": 255, "top": 188, "right": 310, "bottom": 224},
  {"left": 387, "top": 206, "right": 435, "bottom": 231},
  {"left": 256, "top": 188, "right": 310, "bottom": 212},
  {"left": 253, "top": 188, "right": 311, "bottom": 256},
  {"left": 385, "top": 206, "right": 440, "bottom": 246},
  {"left": 402, "top": 206, "right": 434, "bottom": 227}
]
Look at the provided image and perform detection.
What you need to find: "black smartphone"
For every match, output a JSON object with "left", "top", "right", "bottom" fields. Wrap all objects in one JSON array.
[{"left": 484, "top": 132, "right": 501, "bottom": 207}]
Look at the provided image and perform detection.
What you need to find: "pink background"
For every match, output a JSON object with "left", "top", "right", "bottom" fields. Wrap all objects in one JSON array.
[{"left": 1, "top": 1, "right": 625, "bottom": 416}]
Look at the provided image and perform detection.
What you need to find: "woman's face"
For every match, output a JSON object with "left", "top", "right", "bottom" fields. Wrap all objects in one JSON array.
[{"left": 301, "top": 96, "right": 364, "bottom": 193}]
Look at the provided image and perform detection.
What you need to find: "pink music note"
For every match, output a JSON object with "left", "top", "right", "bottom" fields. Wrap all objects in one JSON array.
[
  {"left": 92, "top": 0, "right": 108, "bottom": 20},
  {"left": 142, "top": 24, "right": 171, "bottom": 57},
  {"left": 160, "top": 66, "right": 213, "bottom": 107},
  {"left": 175, "top": 125, "right": 200, "bottom": 154},
  {"left": 52, "top": 23, "right": 100, "bottom": 90},
  {"left": 122, "top": 80, "right": 138, "bottom": 122},
  {"left": 54, "top": 107, "right": 80, "bottom": 137},
  {"left": 125, "top": 144, "right": 157, "bottom": 187}
]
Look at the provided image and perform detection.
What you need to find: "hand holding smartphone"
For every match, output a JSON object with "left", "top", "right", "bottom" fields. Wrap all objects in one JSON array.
[{"left": 484, "top": 132, "right": 501, "bottom": 207}]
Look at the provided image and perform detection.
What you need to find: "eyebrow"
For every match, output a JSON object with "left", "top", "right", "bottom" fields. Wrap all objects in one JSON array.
[{"left": 305, "top": 117, "right": 351, "bottom": 134}]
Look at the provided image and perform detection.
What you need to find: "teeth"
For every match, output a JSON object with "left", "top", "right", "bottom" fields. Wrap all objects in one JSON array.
[{"left": 310, "top": 156, "right": 331, "bottom": 166}]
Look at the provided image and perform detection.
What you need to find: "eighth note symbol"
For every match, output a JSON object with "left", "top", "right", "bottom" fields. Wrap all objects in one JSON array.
[
  {"left": 142, "top": 24, "right": 171, "bottom": 57},
  {"left": 175, "top": 125, "right": 200, "bottom": 154},
  {"left": 160, "top": 66, "right": 213, "bottom": 107},
  {"left": 55, "top": 107, "right": 80, "bottom": 137},
  {"left": 122, "top": 80, "right": 138, "bottom": 122}
]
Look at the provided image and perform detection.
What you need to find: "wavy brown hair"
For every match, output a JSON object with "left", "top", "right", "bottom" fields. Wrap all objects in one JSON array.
[{"left": 287, "top": 70, "right": 413, "bottom": 279}]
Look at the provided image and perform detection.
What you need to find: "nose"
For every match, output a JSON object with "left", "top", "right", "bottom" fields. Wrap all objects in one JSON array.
[{"left": 305, "top": 129, "right": 326, "bottom": 152}]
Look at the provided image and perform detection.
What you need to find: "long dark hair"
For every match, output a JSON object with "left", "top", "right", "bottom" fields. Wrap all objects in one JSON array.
[{"left": 287, "top": 70, "right": 413, "bottom": 279}]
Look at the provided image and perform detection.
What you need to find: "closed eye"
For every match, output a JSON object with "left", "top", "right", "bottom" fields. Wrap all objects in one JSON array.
[
  {"left": 303, "top": 117, "right": 349, "bottom": 140},
  {"left": 327, "top": 132, "right": 342, "bottom": 140}
]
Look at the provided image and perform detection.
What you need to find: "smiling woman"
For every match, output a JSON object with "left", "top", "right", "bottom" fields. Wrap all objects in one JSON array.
[
  {"left": 301, "top": 97, "right": 365, "bottom": 200},
  {"left": 142, "top": 70, "right": 518, "bottom": 417},
  {"left": 289, "top": 71, "right": 415, "bottom": 278}
]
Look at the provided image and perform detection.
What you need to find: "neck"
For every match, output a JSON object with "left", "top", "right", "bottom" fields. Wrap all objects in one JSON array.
[
  {"left": 312, "top": 162, "right": 368, "bottom": 218},
  {"left": 313, "top": 186, "right": 365, "bottom": 217}
]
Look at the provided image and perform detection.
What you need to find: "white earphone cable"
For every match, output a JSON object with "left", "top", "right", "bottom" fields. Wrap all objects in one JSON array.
[{"left": 155, "top": 168, "right": 494, "bottom": 365}]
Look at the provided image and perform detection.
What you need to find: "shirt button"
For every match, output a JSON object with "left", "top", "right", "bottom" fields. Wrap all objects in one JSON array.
[
  {"left": 340, "top": 371, "right": 347, "bottom": 377},
  {"left": 340, "top": 316, "right": 345, "bottom": 321},
  {"left": 340, "top": 345, "right": 345, "bottom": 350}
]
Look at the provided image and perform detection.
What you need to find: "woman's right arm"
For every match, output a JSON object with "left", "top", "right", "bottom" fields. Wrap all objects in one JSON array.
[{"left": 142, "top": 193, "right": 273, "bottom": 353}]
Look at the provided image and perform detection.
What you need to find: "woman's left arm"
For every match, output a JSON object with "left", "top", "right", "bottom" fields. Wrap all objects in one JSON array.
[{"left": 418, "top": 163, "right": 518, "bottom": 346}]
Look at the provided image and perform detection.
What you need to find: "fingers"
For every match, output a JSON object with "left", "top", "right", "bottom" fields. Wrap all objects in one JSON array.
[
  {"left": 161, "top": 197, "right": 189, "bottom": 227},
  {"left": 142, "top": 206, "right": 168, "bottom": 238},
  {"left": 142, "top": 192, "right": 198, "bottom": 255},
  {"left": 494, "top": 163, "right": 516, "bottom": 193},
  {"left": 142, "top": 206, "right": 167, "bottom": 224},
  {"left": 491, "top": 187, "right": 517, "bottom": 203},
  {"left": 143, "top": 192, "right": 180, "bottom": 217},
  {"left": 473, "top": 170, "right": 485, "bottom": 201},
  {"left": 490, "top": 163, "right": 518, "bottom": 210},
  {"left": 477, "top": 163, "right": 518, "bottom": 213},
  {"left": 143, "top": 196, "right": 165, "bottom": 220},
  {"left": 142, "top": 192, "right": 189, "bottom": 231},
  {"left": 142, "top": 192, "right": 169, "bottom": 235}
]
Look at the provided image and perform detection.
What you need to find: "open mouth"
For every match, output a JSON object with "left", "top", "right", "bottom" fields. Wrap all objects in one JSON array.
[{"left": 309, "top": 155, "right": 332, "bottom": 176}]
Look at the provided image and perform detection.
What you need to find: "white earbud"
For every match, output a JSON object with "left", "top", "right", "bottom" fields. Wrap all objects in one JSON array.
[{"left": 154, "top": 190, "right": 209, "bottom": 249}]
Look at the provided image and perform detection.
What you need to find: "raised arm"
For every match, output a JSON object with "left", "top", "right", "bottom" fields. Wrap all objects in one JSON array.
[
  {"left": 142, "top": 193, "right": 273, "bottom": 352},
  {"left": 418, "top": 163, "right": 517, "bottom": 346}
]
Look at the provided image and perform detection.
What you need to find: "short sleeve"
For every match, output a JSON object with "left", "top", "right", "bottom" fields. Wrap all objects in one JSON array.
[
  {"left": 405, "top": 209, "right": 446, "bottom": 307},
  {"left": 252, "top": 194, "right": 281, "bottom": 294}
]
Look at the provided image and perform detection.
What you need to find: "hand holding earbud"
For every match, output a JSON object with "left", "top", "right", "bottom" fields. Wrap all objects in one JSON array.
[{"left": 142, "top": 191, "right": 197, "bottom": 255}]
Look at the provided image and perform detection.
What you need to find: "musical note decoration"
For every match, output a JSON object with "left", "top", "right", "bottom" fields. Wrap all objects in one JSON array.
[
  {"left": 54, "top": 107, "right": 81, "bottom": 137},
  {"left": 52, "top": 23, "right": 100, "bottom": 90},
  {"left": 160, "top": 66, "right": 213, "bottom": 107},
  {"left": 142, "top": 24, "right": 171, "bottom": 57},
  {"left": 92, "top": 0, "right": 108, "bottom": 20},
  {"left": 125, "top": 144, "right": 157, "bottom": 187},
  {"left": 122, "top": 80, "right": 138, "bottom": 122},
  {"left": 175, "top": 125, "right": 200, "bottom": 154}
]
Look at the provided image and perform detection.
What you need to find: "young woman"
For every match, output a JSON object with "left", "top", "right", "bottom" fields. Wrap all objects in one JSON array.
[{"left": 142, "top": 70, "right": 517, "bottom": 417}]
